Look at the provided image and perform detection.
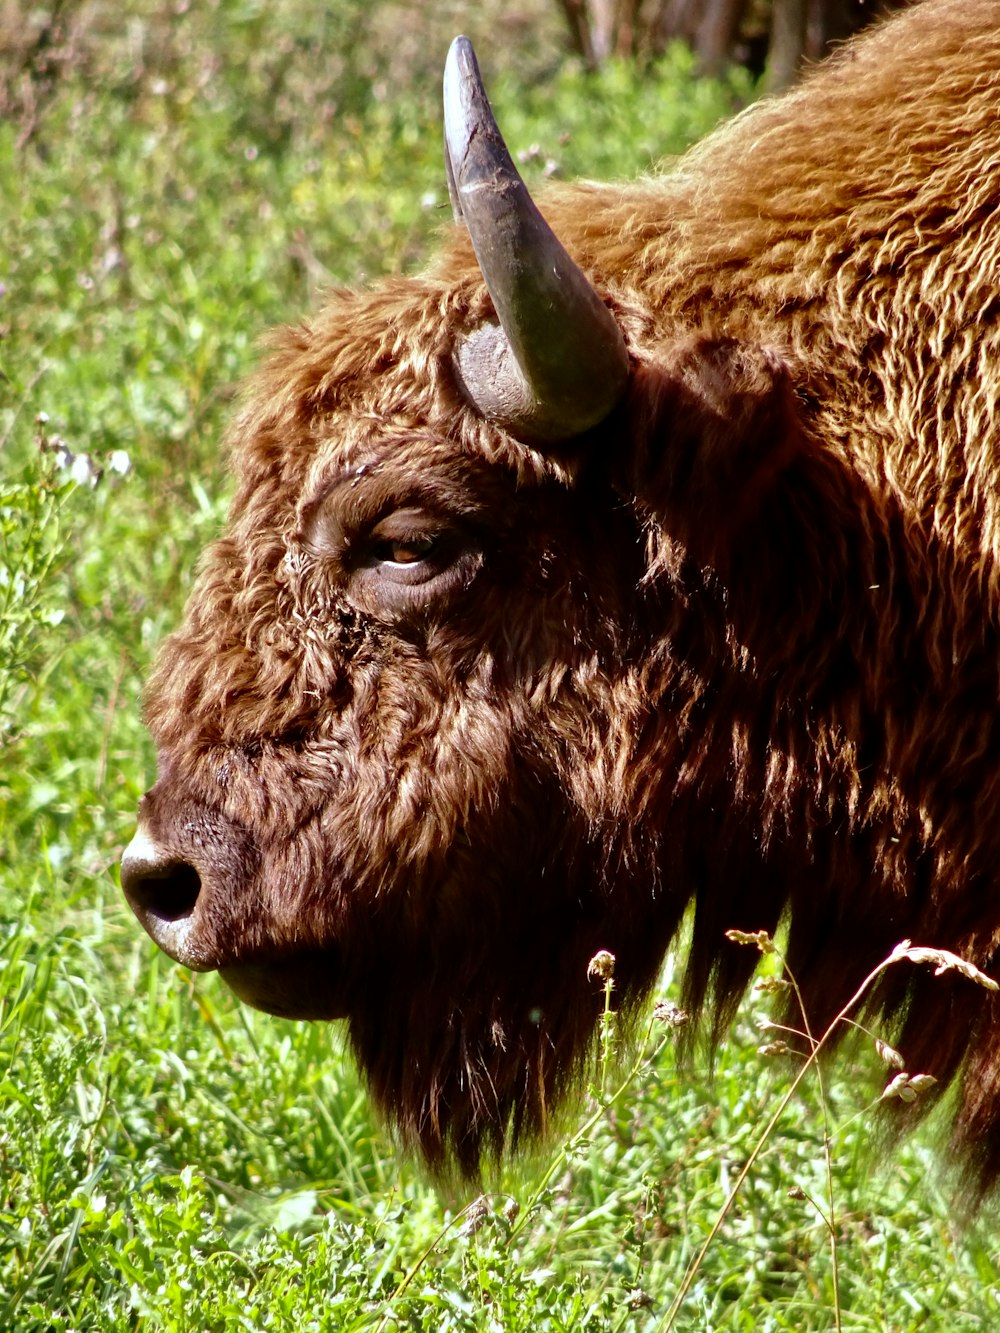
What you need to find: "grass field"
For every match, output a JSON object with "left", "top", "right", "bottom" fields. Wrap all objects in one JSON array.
[{"left": 2, "top": 2, "right": 1000, "bottom": 1328}]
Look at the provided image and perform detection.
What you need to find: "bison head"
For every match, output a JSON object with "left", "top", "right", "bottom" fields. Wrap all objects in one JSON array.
[
  {"left": 122, "top": 18, "right": 1000, "bottom": 1184},
  {"left": 121, "top": 39, "right": 803, "bottom": 1171}
]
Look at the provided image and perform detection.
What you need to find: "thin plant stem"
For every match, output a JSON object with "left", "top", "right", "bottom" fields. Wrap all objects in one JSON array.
[
  {"left": 510, "top": 1019, "right": 672, "bottom": 1247},
  {"left": 658, "top": 948, "right": 905, "bottom": 1332},
  {"left": 779, "top": 952, "right": 841, "bottom": 1333},
  {"left": 372, "top": 1004, "right": 671, "bottom": 1330}
]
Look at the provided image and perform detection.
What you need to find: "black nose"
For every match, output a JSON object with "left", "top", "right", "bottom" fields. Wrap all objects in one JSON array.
[
  {"left": 122, "top": 857, "right": 202, "bottom": 926},
  {"left": 120, "top": 827, "right": 213, "bottom": 968}
]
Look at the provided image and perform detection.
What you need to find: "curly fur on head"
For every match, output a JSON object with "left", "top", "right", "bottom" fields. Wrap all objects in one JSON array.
[{"left": 122, "top": 0, "right": 1000, "bottom": 1196}]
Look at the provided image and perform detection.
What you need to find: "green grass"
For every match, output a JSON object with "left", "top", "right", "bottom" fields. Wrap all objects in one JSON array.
[{"left": 2, "top": 2, "right": 999, "bottom": 1328}]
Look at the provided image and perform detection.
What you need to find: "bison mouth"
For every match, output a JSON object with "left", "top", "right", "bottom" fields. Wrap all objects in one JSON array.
[{"left": 219, "top": 953, "right": 347, "bottom": 1021}]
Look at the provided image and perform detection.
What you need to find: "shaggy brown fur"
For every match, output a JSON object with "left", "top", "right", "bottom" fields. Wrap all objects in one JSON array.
[{"left": 123, "top": 0, "right": 1000, "bottom": 1193}]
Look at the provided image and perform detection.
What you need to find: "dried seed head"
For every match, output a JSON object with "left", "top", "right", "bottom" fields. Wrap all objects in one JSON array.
[
  {"left": 755, "top": 976, "right": 791, "bottom": 994},
  {"left": 725, "top": 928, "right": 775, "bottom": 953},
  {"left": 875, "top": 1038, "right": 905, "bottom": 1069},
  {"left": 587, "top": 950, "right": 616, "bottom": 983},
  {"left": 652, "top": 1000, "right": 689, "bottom": 1029},
  {"left": 888, "top": 941, "right": 999, "bottom": 990},
  {"left": 757, "top": 1039, "right": 790, "bottom": 1057},
  {"left": 625, "top": 1289, "right": 654, "bottom": 1311},
  {"left": 880, "top": 1071, "right": 938, "bottom": 1104},
  {"left": 908, "top": 1073, "right": 937, "bottom": 1094},
  {"left": 460, "top": 1194, "right": 491, "bottom": 1237}
]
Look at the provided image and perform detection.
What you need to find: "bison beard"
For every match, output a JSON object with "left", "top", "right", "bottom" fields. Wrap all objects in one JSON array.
[{"left": 121, "top": 0, "right": 1000, "bottom": 1196}]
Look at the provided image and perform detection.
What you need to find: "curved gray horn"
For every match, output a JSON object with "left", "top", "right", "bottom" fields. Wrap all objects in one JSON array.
[{"left": 444, "top": 36, "right": 629, "bottom": 444}]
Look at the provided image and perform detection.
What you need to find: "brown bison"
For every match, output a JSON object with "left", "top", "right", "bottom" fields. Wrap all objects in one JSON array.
[{"left": 122, "top": 0, "right": 1000, "bottom": 1193}]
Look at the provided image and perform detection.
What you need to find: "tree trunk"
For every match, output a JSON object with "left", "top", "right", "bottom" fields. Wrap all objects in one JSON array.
[
  {"left": 614, "top": 0, "right": 641, "bottom": 58},
  {"left": 696, "top": 0, "right": 748, "bottom": 75},
  {"left": 767, "top": 0, "right": 809, "bottom": 89},
  {"left": 553, "top": 0, "right": 598, "bottom": 67},
  {"left": 650, "top": 0, "right": 704, "bottom": 54},
  {"left": 548, "top": 0, "right": 906, "bottom": 84},
  {"left": 589, "top": 0, "right": 617, "bottom": 62}
]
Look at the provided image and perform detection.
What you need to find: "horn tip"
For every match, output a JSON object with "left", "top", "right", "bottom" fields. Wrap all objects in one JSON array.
[
  {"left": 444, "top": 36, "right": 479, "bottom": 102},
  {"left": 446, "top": 35, "right": 476, "bottom": 67}
]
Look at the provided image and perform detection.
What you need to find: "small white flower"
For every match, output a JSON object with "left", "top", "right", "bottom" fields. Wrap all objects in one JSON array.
[
  {"left": 51, "top": 440, "right": 74, "bottom": 470},
  {"left": 70, "top": 453, "right": 96, "bottom": 486}
]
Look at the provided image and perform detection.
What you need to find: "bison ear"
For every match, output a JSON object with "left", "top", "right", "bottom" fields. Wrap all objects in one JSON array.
[{"left": 624, "top": 337, "right": 804, "bottom": 550}]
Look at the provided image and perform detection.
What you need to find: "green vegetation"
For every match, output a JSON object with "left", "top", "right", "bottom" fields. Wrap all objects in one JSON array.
[{"left": 1, "top": 3, "right": 998, "bottom": 1328}]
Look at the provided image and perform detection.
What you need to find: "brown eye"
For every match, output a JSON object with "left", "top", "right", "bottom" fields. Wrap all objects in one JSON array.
[
  {"left": 334, "top": 502, "right": 484, "bottom": 619},
  {"left": 374, "top": 535, "right": 440, "bottom": 566}
]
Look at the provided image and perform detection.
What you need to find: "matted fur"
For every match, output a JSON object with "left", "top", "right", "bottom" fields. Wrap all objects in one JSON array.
[{"left": 127, "top": 0, "right": 1000, "bottom": 1192}]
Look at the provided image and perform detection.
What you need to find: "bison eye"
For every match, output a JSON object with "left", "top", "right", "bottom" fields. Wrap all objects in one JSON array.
[
  {"left": 299, "top": 494, "right": 482, "bottom": 617},
  {"left": 373, "top": 535, "right": 440, "bottom": 566},
  {"left": 360, "top": 508, "right": 455, "bottom": 581},
  {"left": 345, "top": 507, "right": 482, "bottom": 617}
]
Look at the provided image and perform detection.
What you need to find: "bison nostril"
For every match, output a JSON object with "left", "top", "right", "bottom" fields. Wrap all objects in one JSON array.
[{"left": 124, "top": 861, "right": 202, "bottom": 925}]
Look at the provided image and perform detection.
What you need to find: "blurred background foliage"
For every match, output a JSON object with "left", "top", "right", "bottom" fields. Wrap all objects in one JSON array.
[
  {"left": 550, "top": 0, "right": 909, "bottom": 87},
  {"left": 3, "top": 1, "right": 999, "bottom": 1330}
]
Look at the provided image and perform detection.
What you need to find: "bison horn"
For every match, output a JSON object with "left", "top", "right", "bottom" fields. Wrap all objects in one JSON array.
[{"left": 443, "top": 36, "right": 629, "bottom": 444}]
